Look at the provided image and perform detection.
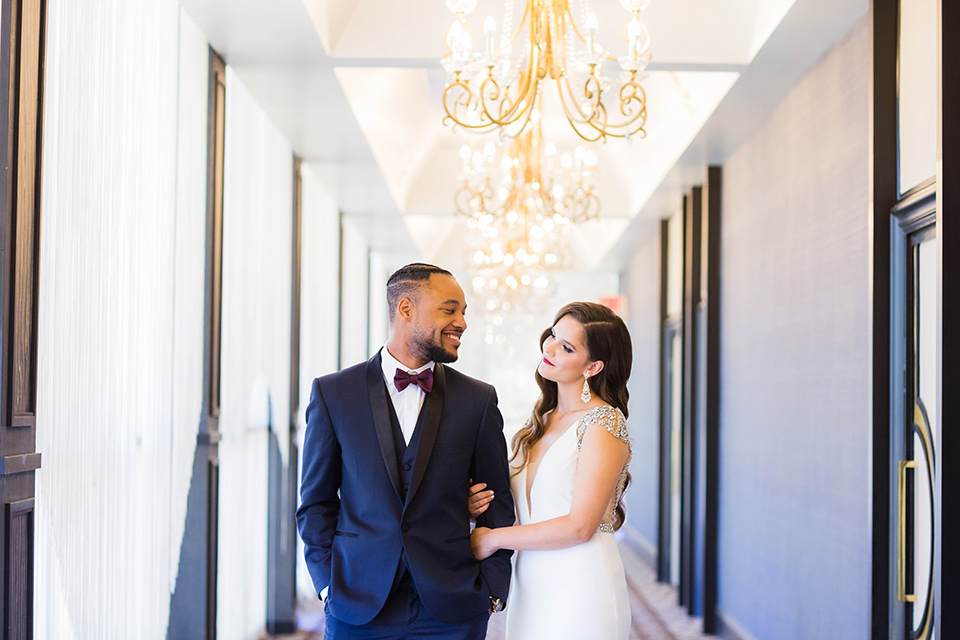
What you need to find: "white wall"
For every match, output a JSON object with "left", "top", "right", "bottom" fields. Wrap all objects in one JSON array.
[
  {"left": 339, "top": 217, "right": 370, "bottom": 367},
  {"left": 898, "top": 0, "right": 938, "bottom": 192},
  {"left": 217, "top": 68, "right": 294, "bottom": 639},
  {"left": 619, "top": 221, "right": 663, "bottom": 548},
  {"left": 296, "top": 162, "right": 341, "bottom": 598},
  {"left": 367, "top": 251, "right": 390, "bottom": 354}
]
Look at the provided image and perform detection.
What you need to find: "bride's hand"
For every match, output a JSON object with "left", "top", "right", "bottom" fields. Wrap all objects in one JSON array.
[
  {"left": 468, "top": 482, "right": 494, "bottom": 520},
  {"left": 471, "top": 526, "right": 497, "bottom": 560}
]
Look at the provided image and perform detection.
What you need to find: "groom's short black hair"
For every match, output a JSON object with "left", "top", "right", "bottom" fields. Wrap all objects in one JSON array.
[{"left": 386, "top": 263, "right": 454, "bottom": 321}]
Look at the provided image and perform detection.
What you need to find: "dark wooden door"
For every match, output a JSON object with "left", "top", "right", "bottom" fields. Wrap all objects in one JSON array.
[{"left": 0, "top": 1, "right": 46, "bottom": 638}]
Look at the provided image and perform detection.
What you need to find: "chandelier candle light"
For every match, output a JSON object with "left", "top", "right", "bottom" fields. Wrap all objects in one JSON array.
[{"left": 441, "top": 0, "right": 653, "bottom": 142}]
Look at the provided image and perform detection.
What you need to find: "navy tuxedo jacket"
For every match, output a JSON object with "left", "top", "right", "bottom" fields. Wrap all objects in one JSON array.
[{"left": 296, "top": 352, "right": 515, "bottom": 625}]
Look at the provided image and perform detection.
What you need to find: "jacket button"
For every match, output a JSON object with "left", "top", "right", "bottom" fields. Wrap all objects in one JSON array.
[
  {"left": 403, "top": 462, "right": 412, "bottom": 471},
  {"left": 401, "top": 524, "right": 410, "bottom": 532}
]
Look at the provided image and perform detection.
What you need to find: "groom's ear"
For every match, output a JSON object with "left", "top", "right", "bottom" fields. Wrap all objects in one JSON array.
[{"left": 396, "top": 296, "right": 415, "bottom": 322}]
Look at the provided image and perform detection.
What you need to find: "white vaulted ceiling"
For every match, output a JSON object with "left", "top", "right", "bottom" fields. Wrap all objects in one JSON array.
[{"left": 180, "top": 0, "right": 867, "bottom": 270}]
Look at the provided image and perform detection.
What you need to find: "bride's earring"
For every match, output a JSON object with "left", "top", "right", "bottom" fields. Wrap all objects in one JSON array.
[{"left": 581, "top": 374, "right": 592, "bottom": 403}]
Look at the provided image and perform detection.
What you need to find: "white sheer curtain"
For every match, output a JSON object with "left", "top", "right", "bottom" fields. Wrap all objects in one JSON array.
[
  {"left": 36, "top": 2, "right": 330, "bottom": 636},
  {"left": 35, "top": 0, "right": 186, "bottom": 637},
  {"left": 168, "top": 7, "right": 210, "bottom": 596},
  {"left": 296, "top": 162, "right": 341, "bottom": 598},
  {"left": 216, "top": 67, "right": 293, "bottom": 639}
]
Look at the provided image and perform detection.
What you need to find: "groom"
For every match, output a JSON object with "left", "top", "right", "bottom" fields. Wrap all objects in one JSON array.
[{"left": 297, "top": 263, "right": 515, "bottom": 639}]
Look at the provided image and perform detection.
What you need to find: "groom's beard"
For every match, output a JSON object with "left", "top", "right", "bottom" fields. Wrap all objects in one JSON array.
[{"left": 412, "top": 328, "right": 459, "bottom": 364}]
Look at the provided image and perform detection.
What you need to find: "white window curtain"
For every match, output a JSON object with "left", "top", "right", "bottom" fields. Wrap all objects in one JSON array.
[
  {"left": 216, "top": 66, "right": 293, "bottom": 639},
  {"left": 296, "top": 162, "right": 341, "bottom": 599},
  {"left": 35, "top": 0, "right": 188, "bottom": 637}
]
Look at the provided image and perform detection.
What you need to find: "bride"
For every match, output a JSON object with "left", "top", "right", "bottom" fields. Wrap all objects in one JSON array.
[{"left": 469, "top": 301, "right": 632, "bottom": 639}]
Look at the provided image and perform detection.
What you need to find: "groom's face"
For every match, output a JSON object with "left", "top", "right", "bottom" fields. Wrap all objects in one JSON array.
[{"left": 409, "top": 274, "right": 467, "bottom": 364}]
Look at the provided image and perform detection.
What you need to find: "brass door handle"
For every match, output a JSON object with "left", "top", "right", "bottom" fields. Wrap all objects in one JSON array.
[
  {"left": 897, "top": 459, "right": 918, "bottom": 603},
  {"left": 907, "top": 400, "right": 936, "bottom": 640}
]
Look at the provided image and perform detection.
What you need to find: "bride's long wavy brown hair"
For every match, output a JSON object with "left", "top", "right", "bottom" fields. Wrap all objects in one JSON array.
[{"left": 510, "top": 301, "right": 633, "bottom": 530}]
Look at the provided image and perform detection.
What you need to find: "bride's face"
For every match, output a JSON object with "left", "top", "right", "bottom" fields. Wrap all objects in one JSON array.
[{"left": 537, "top": 315, "right": 597, "bottom": 384}]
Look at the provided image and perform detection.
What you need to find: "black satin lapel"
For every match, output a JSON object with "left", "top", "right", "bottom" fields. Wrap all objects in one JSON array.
[
  {"left": 406, "top": 363, "right": 445, "bottom": 506},
  {"left": 366, "top": 353, "right": 402, "bottom": 501}
]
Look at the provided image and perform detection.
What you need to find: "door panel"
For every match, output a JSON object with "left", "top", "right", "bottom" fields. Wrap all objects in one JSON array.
[
  {"left": 669, "top": 329, "right": 682, "bottom": 587},
  {"left": 900, "top": 235, "right": 937, "bottom": 639}
]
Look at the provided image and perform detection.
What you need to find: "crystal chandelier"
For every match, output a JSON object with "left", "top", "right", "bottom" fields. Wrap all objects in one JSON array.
[
  {"left": 454, "top": 111, "right": 600, "bottom": 229},
  {"left": 466, "top": 209, "right": 572, "bottom": 312},
  {"left": 457, "top": 116, "right": 595, "bottom": 310},
  {"left": 441, "top": 0, "right": 652, "bottom": 142}
]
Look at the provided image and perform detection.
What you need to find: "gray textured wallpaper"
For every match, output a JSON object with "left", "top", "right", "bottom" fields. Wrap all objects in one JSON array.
[{"left": 717, "top": 15, "right": 871, "bottom": 640}]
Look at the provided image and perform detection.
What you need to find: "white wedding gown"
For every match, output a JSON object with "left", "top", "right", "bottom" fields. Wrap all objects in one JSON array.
[{"left": 504, "top": 405, "right": 632, "bottom": 640}]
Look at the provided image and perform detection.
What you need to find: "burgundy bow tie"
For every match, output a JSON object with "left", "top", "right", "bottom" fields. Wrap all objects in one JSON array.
[{"left": 394, "top": 368, "right": 434, "bottom": 393}]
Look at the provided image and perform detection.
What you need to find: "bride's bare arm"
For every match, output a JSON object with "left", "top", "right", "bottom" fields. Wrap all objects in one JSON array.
[{"left": 471, "top": 422, "right": 628, "bottom": 560}]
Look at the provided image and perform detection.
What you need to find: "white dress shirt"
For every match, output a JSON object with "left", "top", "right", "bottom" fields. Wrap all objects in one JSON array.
[{"left": 380, "top": 346, "right": 435, "bottom": 445}]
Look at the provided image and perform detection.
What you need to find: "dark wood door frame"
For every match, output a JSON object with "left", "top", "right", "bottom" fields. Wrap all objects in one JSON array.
[
  {"left": 889, "top": 179, "right": 937, "bottom": 639},
  {"left": 868, "top": 0, "right": 897, "bottom": 636},
  {"left": 871, "top": 0, "right": 960, "bottom": 636},
  {"left": 168, "top": 48, "right": 226, "bottom": 640},
  {"left": 937, "top": 0, "right": 959, "bottom": 635},
  {"left": 266, "top": 156, "right": 301, "bottom": 634},
  {"left": 701, "top": 166, "right": 721, "bottom": 634},
  {"left": 679, "top": 187, "right": 701, "bottom": 612},
  {"left": 657, "top": 171, "right": 720, "bottom": 632},
  {"left": 0, "top": 1, "right": 46, "bottom": 638},
  {"left": 657, "top": 219, "right": 671, "bottom": 582}
]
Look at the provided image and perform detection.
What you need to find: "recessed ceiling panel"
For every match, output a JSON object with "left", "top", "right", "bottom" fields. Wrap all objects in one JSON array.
[{"left": 316, "top": 0, "right": 795, "bottom": 65}]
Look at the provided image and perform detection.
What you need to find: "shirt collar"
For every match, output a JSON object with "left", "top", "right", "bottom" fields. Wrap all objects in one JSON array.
[{"left": 381, "top": 345, "right": 434, "bottom": 387}]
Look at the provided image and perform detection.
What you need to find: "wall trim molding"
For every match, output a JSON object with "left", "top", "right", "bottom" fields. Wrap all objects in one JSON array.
[
  {"left": 715, "top": 608, "right": 759, "bottom": 640},
  {"left": 618, "top": 524, "right": 658, "bottom": 569}
]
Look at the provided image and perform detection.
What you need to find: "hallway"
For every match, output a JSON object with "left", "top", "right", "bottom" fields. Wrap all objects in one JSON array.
[
  {"left": 279, "top": 541, "right": 717, "bottom": 640},
  {"left": 1, "top": 0, "right": 956, "bottom": 639}
]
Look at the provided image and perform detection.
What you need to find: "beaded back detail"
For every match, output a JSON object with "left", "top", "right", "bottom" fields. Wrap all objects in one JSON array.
[{"left": 575, "top": 405, "right": 631, "bottom": 533}]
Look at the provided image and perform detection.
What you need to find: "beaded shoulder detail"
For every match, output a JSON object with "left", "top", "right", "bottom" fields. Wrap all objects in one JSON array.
[
  {"left": 575, "top": 405, "right": 631, "bottom": 534},
  {"left": 576, "top": 405, "right": 630, "bottom": 451}
]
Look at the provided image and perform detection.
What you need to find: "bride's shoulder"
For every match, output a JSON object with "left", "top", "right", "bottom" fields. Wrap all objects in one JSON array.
[{"left": 576, "top": 405, "right": 630, "bottom": 449}]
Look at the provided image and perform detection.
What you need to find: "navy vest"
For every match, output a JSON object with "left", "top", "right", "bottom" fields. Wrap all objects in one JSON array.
[
  {"left": 384, "top": 384, "right": 428, "bottom": 592},
  {"left": 385, "top": 386, "right": 425, "bottom": 503}
]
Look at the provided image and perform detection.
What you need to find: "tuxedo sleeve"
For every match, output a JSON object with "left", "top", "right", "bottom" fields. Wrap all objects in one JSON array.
[
  {"left": 472, "top": 385, "right": 515, "bottom": 600},
  {"left": 296, "top": 378, "right": 341, "bottom": 597}
]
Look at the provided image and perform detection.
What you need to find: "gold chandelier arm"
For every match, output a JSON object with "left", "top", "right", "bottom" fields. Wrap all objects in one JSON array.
[
  {"left": 555, "top": 72, "right": 647, "bottom": 140},
  {"left": 619, "top": 80, "right": 647, "bottom": 119},
  {"left": 559, "top": 0, "right": 588, "bottom": 46},
  {"left": 478, "top": 74, "right": 511, "bottom": 123},
  {"left": 506, "top": 0, "right": 533, "bottom": 48},
  {"left": 491, "top": 72, "right": 541, "bottom": 137},
  {"left": 454, "top": 183, "right": 479, "bottom": 216},
  {"left": 557, "top": 73, "right": 601, "bottom": 124},
  {"left": 554, "top": 75, "right": 607, "bottom": 141},
  {"left": 442, "top": 80, "right": 493, "bottom": 131},
  {"left": 472, "top": 26, "right": 542, "bottom": 132}
]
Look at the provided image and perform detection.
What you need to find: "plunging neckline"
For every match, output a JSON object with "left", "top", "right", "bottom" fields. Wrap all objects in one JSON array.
[{"left": 523, "top": 416, "right": 583, "bottom": 518}]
